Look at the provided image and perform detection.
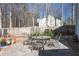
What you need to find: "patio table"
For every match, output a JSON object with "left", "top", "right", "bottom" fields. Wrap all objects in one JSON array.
[
  {"left": 31, "top": 36, "right": 51, "bottom": 40},
  {"left": 31, "top": 36, "right": 51, "bottom": 50}
]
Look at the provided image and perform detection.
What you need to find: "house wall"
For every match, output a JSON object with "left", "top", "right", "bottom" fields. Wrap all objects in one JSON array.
[{"left": 39, "top": 15, "right": 62, "bottom": 31}]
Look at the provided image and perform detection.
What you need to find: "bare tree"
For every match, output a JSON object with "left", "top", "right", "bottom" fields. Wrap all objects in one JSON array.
[
  {"left": 72, "top": 3, "right": 76, "bottom": 25},
  {"left": 46, "top": 3, "right": 50, "bottom": 29},
  {"left": 49, "top": 4, "right": 62, "bottom": 26}
]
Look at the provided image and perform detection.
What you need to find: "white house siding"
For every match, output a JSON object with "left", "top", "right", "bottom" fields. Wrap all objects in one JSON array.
[
  {"left": 39, "top": 15, "right": 62, "bottom": 32},
  {"left": 39, "top": 15, "right": 61, "bottom": 27},
  {"left": 56, "top": 19, "right": 61, "bottom": 26},
  {"left": 76, "top": 4, "right": 79, "bottom": 40},
  {"left": 39, "top": 18, "right": 46, "bottom": 27}
]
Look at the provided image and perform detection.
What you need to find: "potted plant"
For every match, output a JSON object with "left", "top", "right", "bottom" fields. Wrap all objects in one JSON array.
[{"left": 43, "top": 29, "right": 54, "bottom": 38}]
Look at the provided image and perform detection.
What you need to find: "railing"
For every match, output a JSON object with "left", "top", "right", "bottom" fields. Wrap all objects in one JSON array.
[{"left": 55, "top": 33, "right": 62, "bottom": 49}]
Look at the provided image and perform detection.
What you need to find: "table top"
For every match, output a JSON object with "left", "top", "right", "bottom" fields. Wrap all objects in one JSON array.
[{"left": 31, "top": 36, "right": 51, "bottom": 40}]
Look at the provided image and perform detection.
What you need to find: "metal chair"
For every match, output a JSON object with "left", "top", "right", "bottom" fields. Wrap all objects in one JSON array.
[
  {"left": 47, "top": 39, "right": 55, "bottom": 47},
  {"left": 31, "top": 42, "right": 44, "bottom": 50}
]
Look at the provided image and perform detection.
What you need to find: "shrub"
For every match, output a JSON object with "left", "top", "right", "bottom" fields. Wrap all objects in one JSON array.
[
  {"left": 43, "top": 29, "right": 54, "bottom": 38},
  {"left": 31, "top": 32, "right": 40, "bottom": 36},
  {"left": 31, "top": 29, "right": 55, "bottom": 38}
]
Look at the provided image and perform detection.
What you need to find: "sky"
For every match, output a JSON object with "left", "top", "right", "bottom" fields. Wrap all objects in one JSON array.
[{"left": 27, "top": 3, "right": 73, "bottom": 21}]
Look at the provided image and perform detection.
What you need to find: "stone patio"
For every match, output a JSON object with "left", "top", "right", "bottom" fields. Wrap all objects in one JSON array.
[{"left": 0, "top": 36, "right": 79, "bottom": 56}]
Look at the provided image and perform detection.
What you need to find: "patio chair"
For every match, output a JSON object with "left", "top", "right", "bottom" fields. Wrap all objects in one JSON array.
[
  {"left": 28, "top": 40, "right": 44, "bottom": 51},
  {"left": 47, "top": 39, "right": 55, "bottom": 47},
  {"left": 23, "top": 38, "right": 36, "bottom": 45},
  {"left": 31, "top": 42, "right": 44, "bottom": 50},
  {"left": 36, "top": 40, "right": 43, "bottom": 43},
  {"left": 23, "top": 33, "right": 32, "bottom": 45},
  {"left": 23, "top": 40, "right": 30, "bottom": 45}
]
